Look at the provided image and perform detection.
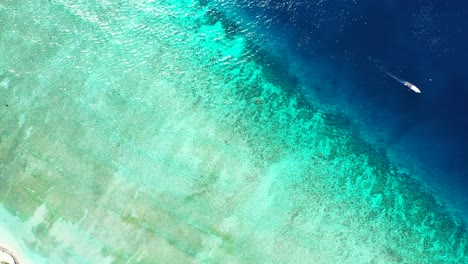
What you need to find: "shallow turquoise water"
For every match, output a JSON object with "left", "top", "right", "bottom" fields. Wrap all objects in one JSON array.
[{"left": 0, "top": 0, "right": 467, "bottom": 263}]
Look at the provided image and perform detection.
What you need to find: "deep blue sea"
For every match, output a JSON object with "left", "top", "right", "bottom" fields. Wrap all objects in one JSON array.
[{"left": 218, "top": 0, "right": 468, "bottom": 213}]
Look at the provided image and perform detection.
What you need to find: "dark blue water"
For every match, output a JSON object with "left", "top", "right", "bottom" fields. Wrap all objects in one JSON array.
[{"left": 218, "top": 0, "right": 468, "bottom": 212}]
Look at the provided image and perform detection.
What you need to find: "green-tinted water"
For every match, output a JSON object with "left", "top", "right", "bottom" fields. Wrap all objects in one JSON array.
[{"left": 0, "top": 0, "right": 467, "bottom": 263}]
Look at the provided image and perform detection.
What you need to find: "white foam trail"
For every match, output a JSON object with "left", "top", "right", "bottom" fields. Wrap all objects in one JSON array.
[{"left": 385, "top": 71, "right": 405, "bottom": 84}]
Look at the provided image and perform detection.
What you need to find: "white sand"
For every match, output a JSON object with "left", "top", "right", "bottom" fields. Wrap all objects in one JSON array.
[
  {"left": 0, "top": 206, "right": 46, "bottom": 264},
  {"left": 0, "top": 229, "right": 26, "bottom": 264},
  {"left": 0, "top": 247, "right": 16, "bottom": 264}
]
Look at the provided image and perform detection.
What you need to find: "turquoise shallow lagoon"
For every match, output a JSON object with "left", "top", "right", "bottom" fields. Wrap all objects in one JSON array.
[{"left": 0, "top": 0, "right": 467, "bottom": 263}]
